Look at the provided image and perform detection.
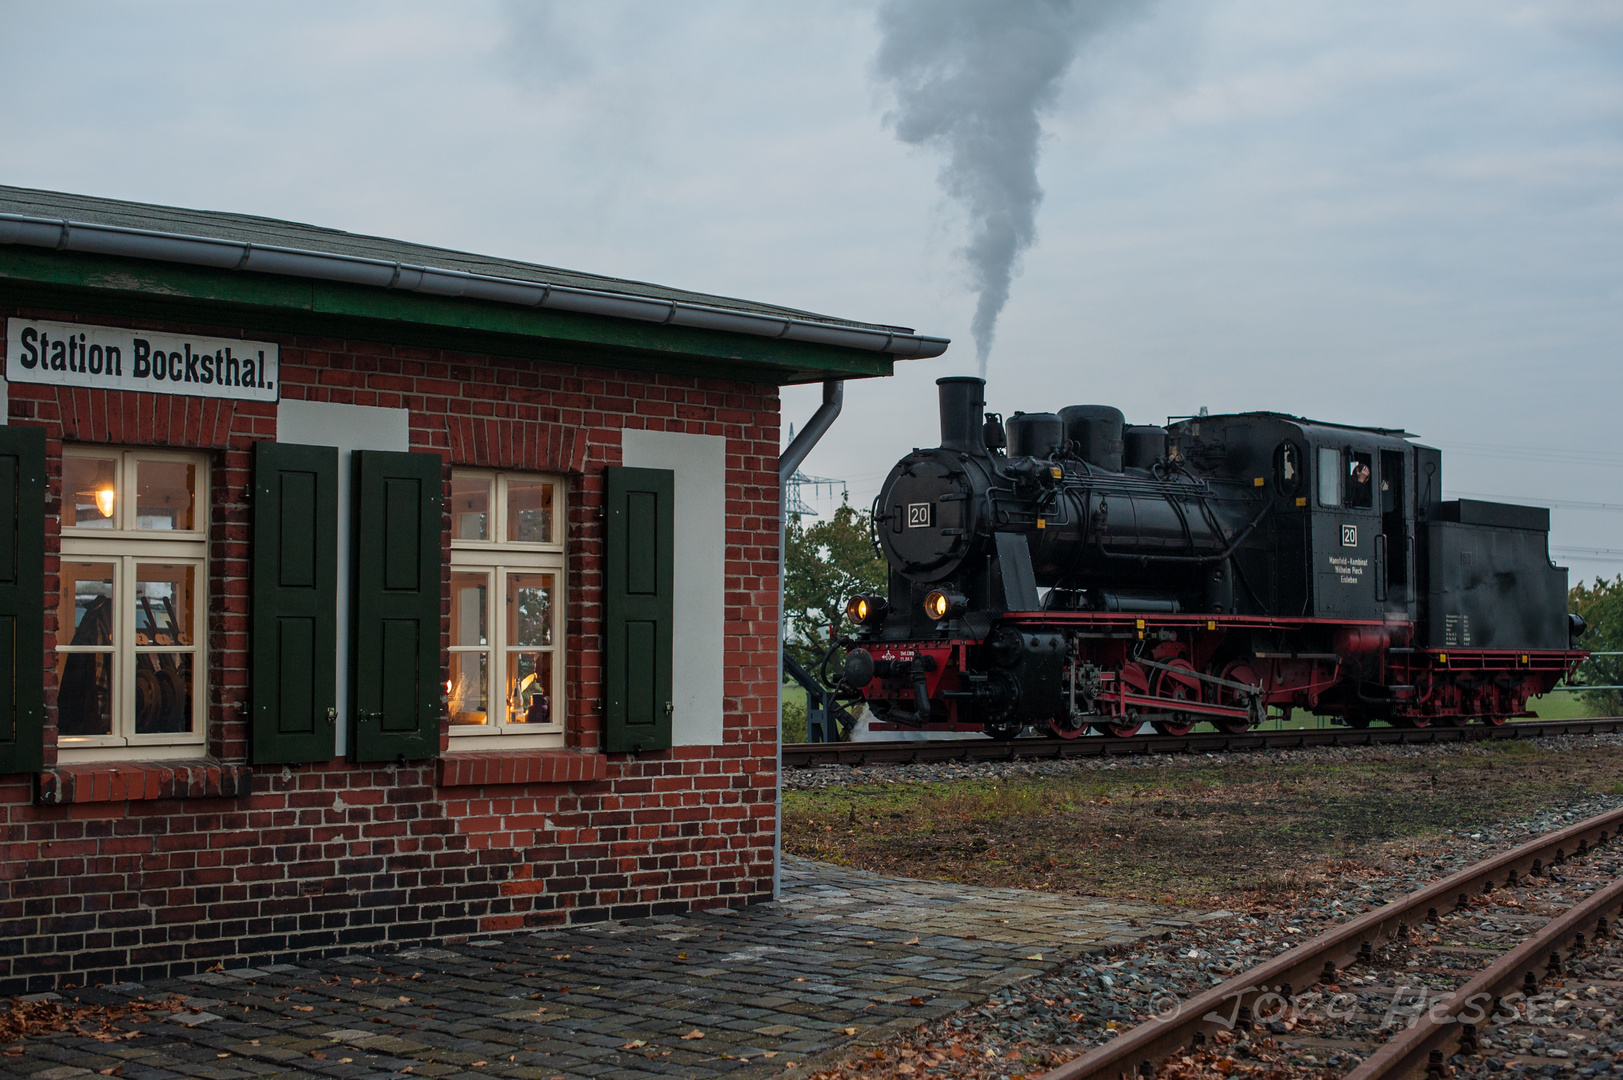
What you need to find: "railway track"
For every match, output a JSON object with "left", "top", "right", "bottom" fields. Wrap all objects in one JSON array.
[
  {"left": 783, "top": 716, "right": 1623, "bottom": 768},
  {"left": 1038, "top": 805, "right": 1623, "bottom": 1080}
]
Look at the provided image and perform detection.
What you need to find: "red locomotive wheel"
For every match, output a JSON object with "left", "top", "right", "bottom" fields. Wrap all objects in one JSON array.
[
  {"left": 1043, "top": 712, "right": 1090, "bottom": 739},
  {"left": 1213, "top": 660, "right": 1262, "bottom": 734},
  {"left": 1092, "top": 716, "right": 1145, "bottom": 738},
  {"left": 1152, "top": 661, "right": 1200, "bottom": 737},
  {"left": 1481, "top": 714, "right": 1508, "bottom": 727}
]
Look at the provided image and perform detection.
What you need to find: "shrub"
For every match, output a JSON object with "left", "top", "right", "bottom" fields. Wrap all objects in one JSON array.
[{"left": 781, "top": 695, "right": 807, "bottom": 743}]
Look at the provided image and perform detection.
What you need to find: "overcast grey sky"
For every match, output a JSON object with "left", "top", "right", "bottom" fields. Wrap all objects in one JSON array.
[{"left": 3, "top": 0, "right": 1621, "bottom": 572}]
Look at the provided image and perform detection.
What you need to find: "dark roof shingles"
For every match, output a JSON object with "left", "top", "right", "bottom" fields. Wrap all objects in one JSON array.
[{"left": 0, "top": 185, "right": 910, "bottom": 333}]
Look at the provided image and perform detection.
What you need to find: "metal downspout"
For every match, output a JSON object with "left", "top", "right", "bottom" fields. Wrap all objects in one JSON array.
[{"left": 774, "top": 379, "right": 844, "bottom": 899}]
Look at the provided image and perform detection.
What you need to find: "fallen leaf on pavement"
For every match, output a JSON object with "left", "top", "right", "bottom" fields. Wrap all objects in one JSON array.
[
  {"left": 0, "top": 995, "right": 187, "bottom": 1045},
  {"left": 681, "top": 1029, "right": 705, "bottom": 1040}
]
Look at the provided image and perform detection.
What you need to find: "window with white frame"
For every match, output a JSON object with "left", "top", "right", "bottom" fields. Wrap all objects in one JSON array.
[
  {"left": 57, "top": 447, "right": 208, "bottom": 759},
  {"left": 447, "top": 470, "right": 566, "bottom": 748}
]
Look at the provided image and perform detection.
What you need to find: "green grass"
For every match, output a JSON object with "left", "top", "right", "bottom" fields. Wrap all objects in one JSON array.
[
  {"left": 1527, "top": 691, "right": 1601, "bottom": 720},
  {"left": 784, "top": 737, "right": 1623, "bottom": 903}
]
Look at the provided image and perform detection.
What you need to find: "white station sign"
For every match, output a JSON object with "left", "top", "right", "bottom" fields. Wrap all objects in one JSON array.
[{"left": 5, "top": 318, "right": 279, "bottom": 402}]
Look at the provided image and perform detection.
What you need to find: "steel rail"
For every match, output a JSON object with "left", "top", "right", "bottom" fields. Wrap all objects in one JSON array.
[
  {"left": 1037, "top": 805, "right": 1623, "bottom": 1080},
  {"left": 1346, "top": 876, "right": 1623, "bottom": 1080},
  {"left": 783, "top": 716, "right": 1623, "bottom": 768}
]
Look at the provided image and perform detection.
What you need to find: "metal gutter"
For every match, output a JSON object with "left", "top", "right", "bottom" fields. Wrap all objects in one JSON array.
[
  {"left": 0, "top": 213, "right": 950, "bottom": 360},
  {"left": 773, "top": 379, "right": 845, "bottom": 899}
]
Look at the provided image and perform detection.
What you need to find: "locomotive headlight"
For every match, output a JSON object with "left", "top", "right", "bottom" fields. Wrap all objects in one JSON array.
[
  {"left": 845, "top": 594, "right": 889, "bottom": 626},
  {"left": 923, "top": 589, "right": 966, "bottom": 621}
]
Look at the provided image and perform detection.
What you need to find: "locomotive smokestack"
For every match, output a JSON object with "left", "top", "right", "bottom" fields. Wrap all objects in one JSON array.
[{"left": 937, "top": 376, "right": 986, "bottom": 453}]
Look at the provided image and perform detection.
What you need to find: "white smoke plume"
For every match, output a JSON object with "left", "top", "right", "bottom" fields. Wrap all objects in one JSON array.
[{"left": 874, "top": 0, "right": 1141, "bottom": 370}]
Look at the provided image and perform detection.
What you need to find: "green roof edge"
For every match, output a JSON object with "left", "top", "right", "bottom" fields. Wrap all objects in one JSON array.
[{"left": 0, "top": 247, "right": 898, "bottom": 385}]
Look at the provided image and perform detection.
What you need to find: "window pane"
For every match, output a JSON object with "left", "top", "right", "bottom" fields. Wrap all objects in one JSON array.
[
  {"left": 136, "top": 565, "right": 194, "bottom": 647},
  {"left": 63, "top": 456, "right": 118, "bottom": 528},
  {"left": 59, "top": 562, "right": 114, "bottom": 646},
  {"left": 57, "top": 653, "right": 112, "bottom": 736},
  {"left": 135, "top": 459, "right": 196, "bottom": 531},
  {"left": 506, "top": 651, "right": 552, "bottom": 724},
  {"left": 507, "top": 573, "right": 554, "bottom": 647},
  {"left": 451, "top": 474, "right": 491, "bottom": 541},
  {"left": 135, "top": 653, "right": 192, "bottom": 734},
  {"left": 1317, "top": 447, "right": 1341, "bottom": 507},
  {"left": 1347, "top": 451, "right": 1373, "bottom": 510},
  {"left": 450, "top": 573, "right": 488, "bottom": 646},
  {"left": 449, "top": 653, "right": 489, "bottom": 725},
  {"left": 507, "top": 479, "right": 554, "bottom": 543}
]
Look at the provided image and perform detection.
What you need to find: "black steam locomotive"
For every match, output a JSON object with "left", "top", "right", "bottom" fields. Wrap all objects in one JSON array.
[{"left": 833, "top": 377, "right": 1586, "bottom": 737}]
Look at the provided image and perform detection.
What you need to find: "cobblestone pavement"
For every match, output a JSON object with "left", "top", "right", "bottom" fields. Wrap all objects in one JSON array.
[{"left": 2, "top": 858, "right": 1225, "bottom": 1080}]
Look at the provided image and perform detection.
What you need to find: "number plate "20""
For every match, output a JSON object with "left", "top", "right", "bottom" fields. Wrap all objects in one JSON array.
[{"left": 907, "top": 503, "right": 933, "bottom": 528}]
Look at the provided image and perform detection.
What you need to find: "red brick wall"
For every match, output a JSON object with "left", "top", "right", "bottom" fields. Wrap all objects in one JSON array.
[{"left": 0, "top": 305, "right": 782, "bottom": 992}]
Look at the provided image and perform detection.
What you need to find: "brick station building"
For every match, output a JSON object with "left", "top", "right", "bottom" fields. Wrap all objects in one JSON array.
[{"left": 0, "top": 187, "right": 946, "bottom": 991}]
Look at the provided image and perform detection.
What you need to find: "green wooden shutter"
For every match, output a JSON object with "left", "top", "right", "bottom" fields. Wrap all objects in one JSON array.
[
  {"left": 603, "top": 466, "right": 674, "bottom": 754},
  {"left": 351, "top": 450, "right": 443, "bottom": 763},
  {"left": 0, "top": 427, "right": 43, "bottom": 774},
  {"left": 251, "top": 441, "right": 338, "bottom": 764}
]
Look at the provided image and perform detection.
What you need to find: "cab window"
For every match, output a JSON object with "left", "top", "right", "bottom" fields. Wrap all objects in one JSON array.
[
  {"left": 1347, "top": 451, "right": 1373, "bottom": 509},
  {"left": 1316, "top": 447, "right": 1341, "bottom": 507},
  {"left": 1274, "top": 440, "right": 1302, "bottom": 495}
]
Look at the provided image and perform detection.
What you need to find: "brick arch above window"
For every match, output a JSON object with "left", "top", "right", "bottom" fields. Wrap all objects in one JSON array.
[
  {"left": 52, "top": 388, "right": 253, "bottom": 451},
  {"left": 431, "top": 413, "right": 591, "bottom": 474}
]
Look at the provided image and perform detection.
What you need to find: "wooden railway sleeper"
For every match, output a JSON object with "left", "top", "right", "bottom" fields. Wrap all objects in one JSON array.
[
  {"left": 1038, "top": 804, "right": 1623, "bottom": 1080},
  {"left": 1343, "top": 873, "right": 1623, "bottom": 1080}
]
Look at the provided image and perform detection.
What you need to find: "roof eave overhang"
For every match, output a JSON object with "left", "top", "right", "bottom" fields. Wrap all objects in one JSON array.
[{"left": 0, "top": 214, "right": 948, "bottom": 385}]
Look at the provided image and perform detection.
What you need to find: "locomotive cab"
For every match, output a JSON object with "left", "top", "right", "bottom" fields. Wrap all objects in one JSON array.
[{"left": 1165, "top": 415, "right": 1420, "bottom": 628}]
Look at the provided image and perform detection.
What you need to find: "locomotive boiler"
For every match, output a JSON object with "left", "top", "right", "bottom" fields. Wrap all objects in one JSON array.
[{"left": 834, "top": 377, "right": 1586, "bottom": 737}]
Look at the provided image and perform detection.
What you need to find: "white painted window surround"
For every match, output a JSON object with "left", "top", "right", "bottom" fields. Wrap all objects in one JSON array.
[
  {"left": 619, "top": 429, "right": 726, "bottom": 747},
  {"left": 275, "top": 401, "right": 410, "bottom": 757}
]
